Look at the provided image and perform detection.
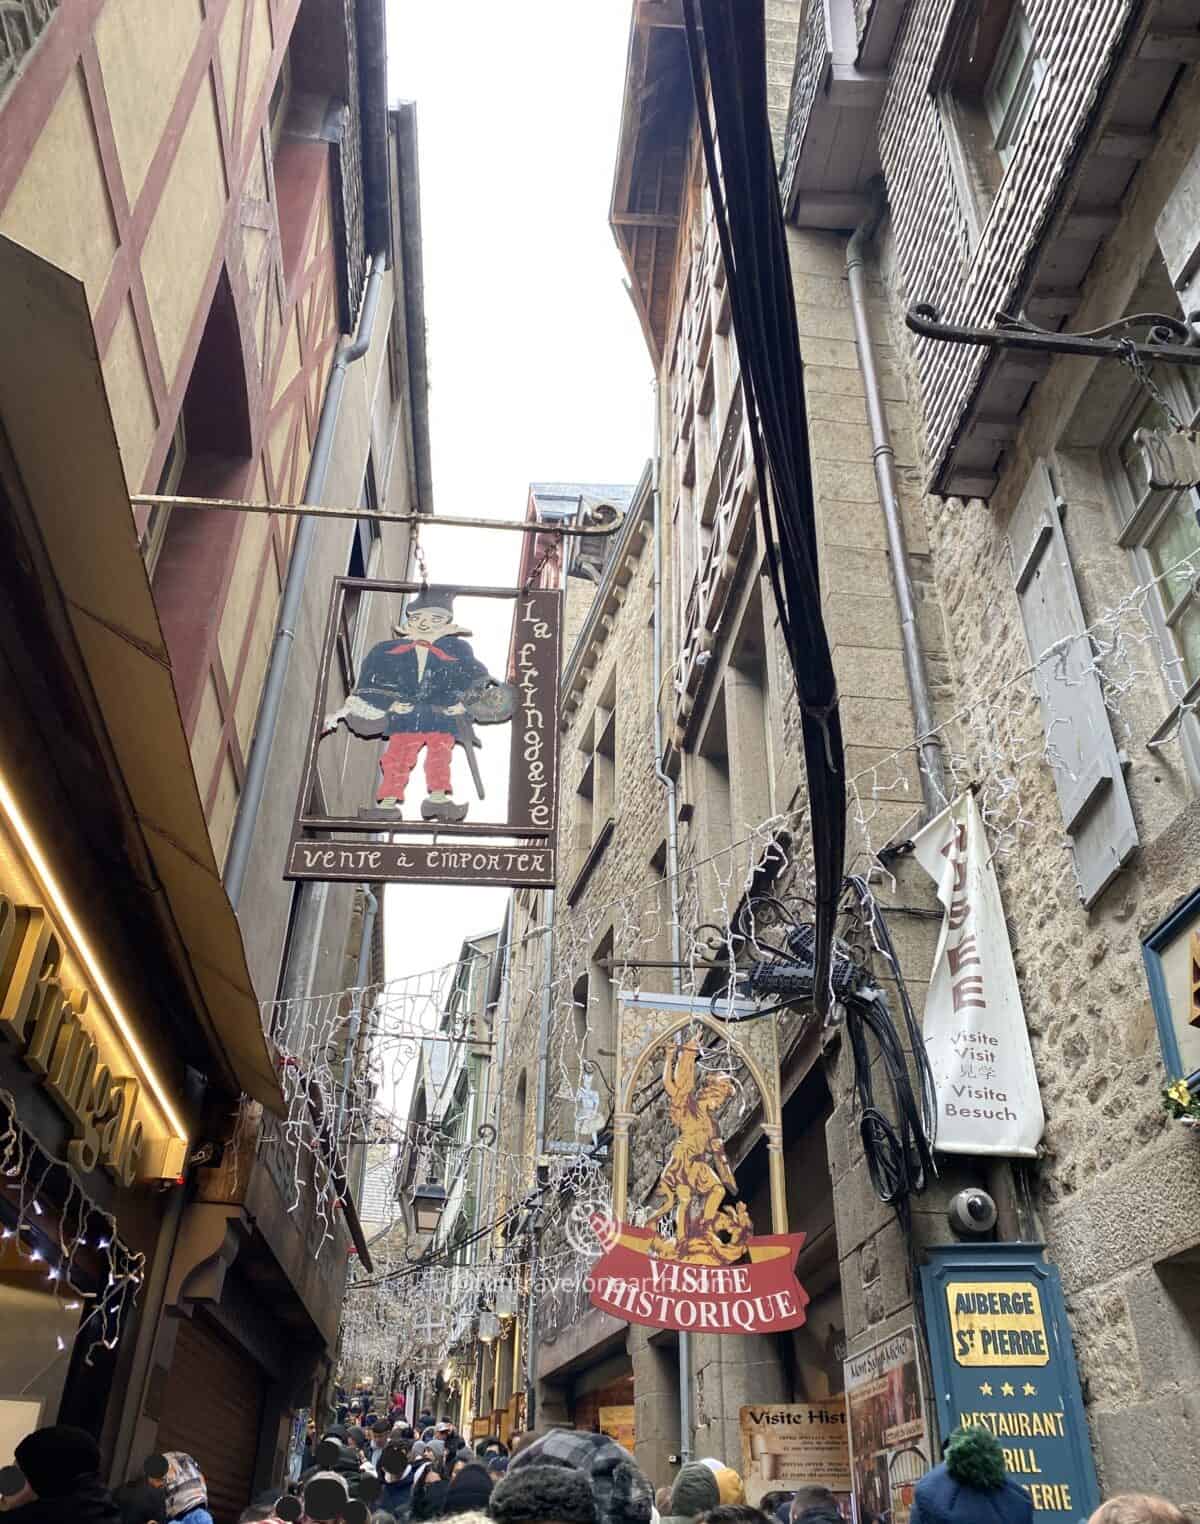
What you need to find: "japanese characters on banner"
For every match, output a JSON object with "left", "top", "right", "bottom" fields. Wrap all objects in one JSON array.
[
  {"left": 739, "top": 1403, "right": 851, "bottom": 1509},
  {"left": 285, "top": 580, "right": 560, "bottom": 888},
  {"left": 844, "top": 1328, "right": 929, "bottom": 1524},
  {"left": 911, "top": 790, "right": 1045, "bottom": 1157},
  {"left": 921, "top": 1245, "right": 1100, "bottom": 1524}
]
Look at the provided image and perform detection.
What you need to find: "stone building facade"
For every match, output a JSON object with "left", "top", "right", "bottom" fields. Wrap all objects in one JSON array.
[
  {"left": 0, "top": 0, "right": 428, "bottom": 1503},
  {"left": 468, "top": 0, "right": 1200, "bottom": 1512}
]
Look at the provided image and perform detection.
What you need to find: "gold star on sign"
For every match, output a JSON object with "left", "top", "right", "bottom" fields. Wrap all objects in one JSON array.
[
  {"left": 1023, "top": 1383, "right": 1037, "bottom": 1396},
  {"left": 979, "top": 1382, "right": 993, "bottom": 1396},
  {"left": 1001, "top": 1382, "right": 1015, "bottom": 1397}
]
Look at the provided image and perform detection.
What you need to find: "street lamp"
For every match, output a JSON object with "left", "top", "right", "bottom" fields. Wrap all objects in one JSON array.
[{"left": 411, "top": 1181, "right": 449, "bottom": 1239}]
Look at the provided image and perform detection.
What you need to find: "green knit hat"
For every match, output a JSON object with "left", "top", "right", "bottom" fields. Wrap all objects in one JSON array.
[{"left": 944, "top": 1426, "right": 1007, "bottom": 1490}]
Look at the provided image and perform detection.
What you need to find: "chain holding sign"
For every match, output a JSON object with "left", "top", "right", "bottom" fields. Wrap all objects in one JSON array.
[{"left": 286, "top": 580, "right": 561, "bottom": 888}]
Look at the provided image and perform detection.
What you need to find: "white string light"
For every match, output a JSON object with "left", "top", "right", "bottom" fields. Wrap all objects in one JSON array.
[{"left": 0, "top": 1088, "right": 145, "bottom": 1393}]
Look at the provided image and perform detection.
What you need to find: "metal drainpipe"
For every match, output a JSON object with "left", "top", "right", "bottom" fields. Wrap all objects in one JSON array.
[
  {"left": 337, "top": 885, "right": 378, "bottom": 1195},
  {"left": 650, "top": 379, "right": 692, "bottom": 1464},
  {"left": 224, "top": 251, "right": 389, "bottom": 909},
  {"left": 845, "top": 213, "right": 946, "bottom": 818},
  {"left": 525, "top": 887, "right": 555, "bottom": 1425}
]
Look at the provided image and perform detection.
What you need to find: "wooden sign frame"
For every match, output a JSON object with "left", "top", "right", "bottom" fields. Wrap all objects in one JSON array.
[{"left": 285, "top": 578, "right": 560, "bottom": 887}]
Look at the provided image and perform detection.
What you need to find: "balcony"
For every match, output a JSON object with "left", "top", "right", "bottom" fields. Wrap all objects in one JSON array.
[{"left": 779, "top": 0, "right": 892, "bottom": 228}]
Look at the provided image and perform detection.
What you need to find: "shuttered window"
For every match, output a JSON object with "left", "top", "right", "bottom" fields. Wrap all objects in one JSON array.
[
  {"left": 155, "top": 1315, "right": 266, "bottom": 1524},
  {"left": 1010, "top": 461, "right": 1139, "bottom": 906}
]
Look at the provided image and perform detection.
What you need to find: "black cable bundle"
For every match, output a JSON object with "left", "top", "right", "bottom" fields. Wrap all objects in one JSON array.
[
  {"left": 843, "top": 876, "right": 938, "bottom": 1205},
  {"left": 681, "top": 0, "right": 845, "bottom": 1018}
]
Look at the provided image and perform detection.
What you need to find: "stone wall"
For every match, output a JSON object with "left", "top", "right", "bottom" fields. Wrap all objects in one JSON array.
[{"left": 868, "top": 24, "right": 1200, "bottom": 1513}]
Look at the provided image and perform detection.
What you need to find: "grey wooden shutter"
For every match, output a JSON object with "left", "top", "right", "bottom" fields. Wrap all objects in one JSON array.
[{"left": 1009, "top": 461, "right": 1138, "bottom": 907}]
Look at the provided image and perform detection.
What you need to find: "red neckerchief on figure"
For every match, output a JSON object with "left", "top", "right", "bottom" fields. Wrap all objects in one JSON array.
[{"left": 387, "top": 639, "right": 458, "bottom": 661}]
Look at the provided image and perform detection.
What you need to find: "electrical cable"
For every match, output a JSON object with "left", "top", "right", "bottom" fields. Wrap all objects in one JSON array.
[{"left": 682, "top": 0, "right": 846, "bottom": 1017}]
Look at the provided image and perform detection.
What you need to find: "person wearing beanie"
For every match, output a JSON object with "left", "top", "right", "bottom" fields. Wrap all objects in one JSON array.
[
  {"left": 909, "top": 1427, "right": 1033, "bottom": 1524},
  {"left": 658, "top": 1463, "right": 721, "bottom": 1524},
  {"left": 491, "top": 1465, "right": 598, "bottom": 1524},
  {"left": 442, "top": 1463, "right": 494, "bottom": 1517},
  {"left": 1089, "top": 1500, "right": 1189, "bottom": 1524},
  {"left": 710, "top": 1472, "right": 745, "bottom": 1508},
  {"left": 5, "top": 1426, "right": 122, "bottom": 1524},
  {"left": 507, "top": 1430, "right": 653, "bottom": 1524}
]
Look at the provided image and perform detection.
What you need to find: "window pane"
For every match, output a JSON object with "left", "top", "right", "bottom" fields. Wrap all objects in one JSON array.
[
  {"left": 1147, "top": 495, "right": 1200, "bottom": 613},
  {"left": 1176, "top": 600, "right": 1200, "bottom": 685},
  {"left": 988, "top": 14, "right": 1032, "bottom": 120}
]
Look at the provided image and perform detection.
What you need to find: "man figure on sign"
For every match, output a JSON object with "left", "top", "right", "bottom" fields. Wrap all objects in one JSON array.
[{"left": 325, "top": 589, "right": 511, "bottom": 823}]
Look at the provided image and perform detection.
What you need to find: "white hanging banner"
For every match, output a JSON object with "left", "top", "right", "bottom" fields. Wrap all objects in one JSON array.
[{"left": 911, "top": 791, "right": 1044, "bottom": 1157}]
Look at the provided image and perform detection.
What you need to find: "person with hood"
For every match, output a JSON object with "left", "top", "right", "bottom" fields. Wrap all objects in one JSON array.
[
  {"left": 441, "top": 1464, "right": 493, "bottom": 1518},
  {"left": 657, "top": 1463, "right": 720, "bottom": 1524},
  {"left": 909, "top": 1427, "right": 1032, "bottom": 1524},
  {"left": 504, "top": 1429, "right": 653, "bottom": 1524},
  {"left": 1, "top": 1426, "right": 122, "bottom": 1524},
  {"left": 491, "top": 1466, "right": 598, "bottom": 1524},
  {"left": 787, "top": 1489, "right": 840, "bottom": 1524},
  {"left": 695, "top": 1509, "right": 771, "bottom": 1524},
  {"left": 158, "top": 1454, "right": 212, "bottom": 1524}
]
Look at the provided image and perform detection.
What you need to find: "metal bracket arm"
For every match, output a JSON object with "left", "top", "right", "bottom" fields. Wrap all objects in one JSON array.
[
  {"left": 129, "top": 493, "right": 628, "bottom": 538},
  {"left": 906, "top": 303, "right": 1200, "bottom": 365}
]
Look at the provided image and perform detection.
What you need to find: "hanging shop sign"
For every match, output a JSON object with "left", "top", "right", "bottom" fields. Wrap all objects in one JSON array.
[
  {"left": 588, "top": 995, "right": 807, "bottom": 1335},
  {"left": 844, "top": 1327, "right": 930, "bottom": 1524},
  {"left": 921, "top": 1244, "right": 1100, "bottom": 1523},
  {"left": 739, "top": 1402, "right": 851, "bottom": 1507},
  {"left": 911, "top": 791, "right": 1044, "bottom": 1157},
  {"left": 286, "top": 580, "right": 560, "bottom": 888}
]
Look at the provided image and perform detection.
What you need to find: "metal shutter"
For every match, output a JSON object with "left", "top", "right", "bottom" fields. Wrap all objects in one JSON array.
[
  {"left": 156, "top": 1315, "right": 266, "bottom": 1524},
  {"left": 1010, "top": 460, "right": 1139, "bottom": 906}
]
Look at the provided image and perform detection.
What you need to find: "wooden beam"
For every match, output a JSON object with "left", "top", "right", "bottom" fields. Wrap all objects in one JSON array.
[
  {"left": 943, "top": 471, "right": 998, "bottom": 500},
  {"left": 1062, "top": 208, "right": 1121, "bottom": 240},
  {"left": 1023, "top": 286, "right": 1080, "bottom": 318},
  {"left": 612, "top": 210, "right": 680, "bottom": 228},
  {"left": 1096, "top": 129, "right": 1157, "bottom": 159},
  {"left": 969, "top": 413, "right": 1021, "bottom": 442},
  {"left": 1138, "top": 29, "right": 1200, "bottom": 63}
]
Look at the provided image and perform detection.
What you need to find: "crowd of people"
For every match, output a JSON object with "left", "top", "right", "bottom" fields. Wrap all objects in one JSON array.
[{"left": 0, "top": 1418, "right": 1193, "bottom": 1524}]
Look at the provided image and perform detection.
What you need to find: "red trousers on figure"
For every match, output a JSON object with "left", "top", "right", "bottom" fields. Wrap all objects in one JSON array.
[{"left": 378, "top": 731, "right": 455, "bottom": 800}]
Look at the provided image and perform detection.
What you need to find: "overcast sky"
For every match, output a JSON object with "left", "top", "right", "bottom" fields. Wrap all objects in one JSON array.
[{"left": 381, "top": 2, "right": 653, "bottom": 997}]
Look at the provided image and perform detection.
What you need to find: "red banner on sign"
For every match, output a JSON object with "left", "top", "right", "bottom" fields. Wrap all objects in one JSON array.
[{"left": 588, "top": 1218, "right": 810, "bottom": 1334}]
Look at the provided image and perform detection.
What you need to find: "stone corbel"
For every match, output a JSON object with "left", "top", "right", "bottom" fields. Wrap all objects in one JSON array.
[{"left": 164, "top": 1202, "right": 252, "bottom": 1317}]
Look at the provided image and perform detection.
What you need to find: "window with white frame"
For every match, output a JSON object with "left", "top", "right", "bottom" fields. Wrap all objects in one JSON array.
[
  {"left": 1107, "top": 367, "right": 1200, "bottom": 772},
  {"left": 983, "top": 5, "right": 1045, "bottom": 166},
  {"left": 935, "top": 0, "right": 1046, "bottom": 239}
]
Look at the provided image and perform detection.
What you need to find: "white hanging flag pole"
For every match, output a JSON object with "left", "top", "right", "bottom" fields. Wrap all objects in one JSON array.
[{"left": 911, "top": 791, "right": 1045, "bottom": 1157}]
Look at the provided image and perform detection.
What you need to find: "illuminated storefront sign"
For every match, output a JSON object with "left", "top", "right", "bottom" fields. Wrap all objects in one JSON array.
[{"left": 0, "top": 778, "right": 186, "bottom": 1184}]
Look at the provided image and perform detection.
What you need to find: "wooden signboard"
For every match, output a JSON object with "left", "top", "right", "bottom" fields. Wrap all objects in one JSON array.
[{"left": 286, "top": 580, "right": 560, "bottom": 887}]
